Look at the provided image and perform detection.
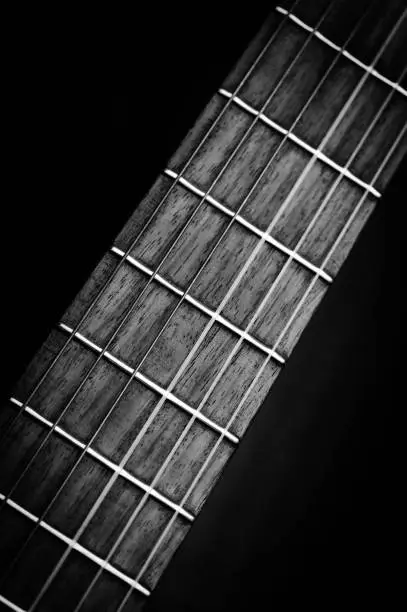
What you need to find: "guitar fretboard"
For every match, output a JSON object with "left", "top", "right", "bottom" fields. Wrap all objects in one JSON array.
[{"left": 0, "top": 1, "right": 405, "bottom": 611}]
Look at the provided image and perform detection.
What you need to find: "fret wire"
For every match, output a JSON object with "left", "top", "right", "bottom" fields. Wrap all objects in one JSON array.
[
  {"left": 113, "top": 24, "right": 407, "bottom": 607},
  {"left": 112, "top": 239, "right": 329, "bottom": 321},
  {"left": 57, "top": 324, "right": 241, "bottom": 443},
  {"left": 15, "top": 4, "right": 386, "bottom": 608},
  {"left": 8, "top": 397, "right": 195, "bottom": 522},
  {"left": 159, "top": 174, "right": 334, "bottom": 281},
  {"left": 0, "top": 3, "right": 297, "bottom": 451},
  {"left": 219, "top": 89, "right": 382, "bottom": 197},
  {"left": 110, "top": 245, "right": 289, "bottom": 356},
  {"left": 276, "top": 6, "right": 407, "bottom": 98},
  {"left": 131, "top": 122, "right": 407, "bottom": 595},
  {"left": 0, "top": 593, "right": 27, "bottom": 612},
  {"left": 0, "top": 494, "right": 150, "bottom": 599}
]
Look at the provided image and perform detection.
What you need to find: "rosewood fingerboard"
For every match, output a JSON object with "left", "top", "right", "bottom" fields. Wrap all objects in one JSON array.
[{"left": 1, "top": 1, "right": 406, "bottom": 611}]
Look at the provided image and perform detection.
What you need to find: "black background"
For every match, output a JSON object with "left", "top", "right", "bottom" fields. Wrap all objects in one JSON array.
[{"left": 1, "top": 3, "right": 397, "bottom": 611}]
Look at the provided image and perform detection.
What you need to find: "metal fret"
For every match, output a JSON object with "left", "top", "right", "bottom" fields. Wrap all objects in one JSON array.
[
  {"left": 161, "top": 171, "right": 334, "bottom": 281},
  {"left": 276, "top": 5, "right": 407, "bottom": 98},
  {"left": 110, "top": 245, "right": 290, "bottom": 357},
  {"left": 218, "top": 89, "right": 382, "bottom": 197},
  {"left": 0, "top": 494, "right": 150, "bottom": 598},
  {"left": 57, "top": 324, "right": 241, "bottom": 444},
  {"left": 0, "top": 594, "right": 27, "bottom": 612},
  {"left": 8, "top": 398, "right": 195, "bottom": 522}
]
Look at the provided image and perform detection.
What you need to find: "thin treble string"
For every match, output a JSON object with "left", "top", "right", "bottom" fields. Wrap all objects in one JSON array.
[
  {"left": 0, "top": 0, "right": 335, "bottom": 539},
  {"left": 128, "top": 108, "right": 407, "bottom": 610},
  {"left": 0, "top": 2, "right": 299, "bottom": 447},
  {"left": 112, "top": 13, "right": 407, "bottom": 610}
]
